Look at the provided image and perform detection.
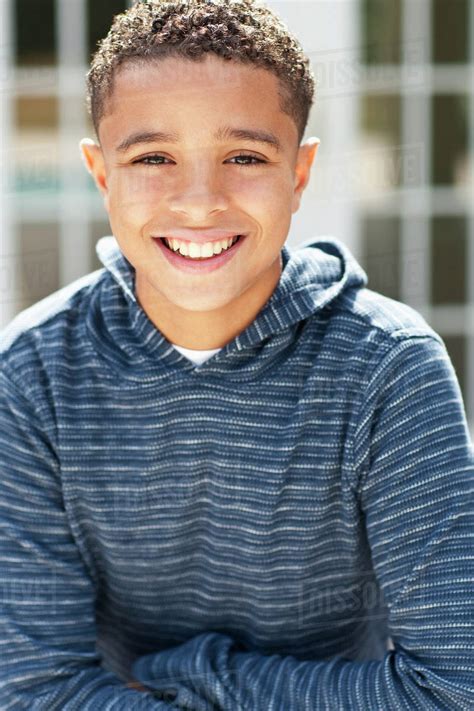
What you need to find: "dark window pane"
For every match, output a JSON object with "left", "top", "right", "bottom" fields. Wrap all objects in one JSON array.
[
  {"left": 432, "top": 0, "right": 468, "bottom": 63},
  {"left": 88, "top": 0, "right": 127, "bottom": 62},
  {"left": 361, "top": 95, "right": 401, "bottom": 145},
  {"left": 360, "top": 216, "right": 401, "bottom": 300},
  {"left": 432, "top": 95, "right": 469, "bottom": 186},
  {"left": 440, "top": 335, "right": 467, "bottom": 403},
  {"left": 431, "top": 216, "right": 467, "bottom": 305},
  {"left": 360, "top": 95, "right": 402, "bottom": 188},
  {"left": 19, "top": 224, "right": 60, "bottom": 307},
  {"left": 15, "top": 0, "right": 56, "bottom": 66},
  {"left": 15, "top": 96, "right": 58, "bottom": 131},
  {"left": 361, "top": 0, "right": 402, "bottom": 64}
]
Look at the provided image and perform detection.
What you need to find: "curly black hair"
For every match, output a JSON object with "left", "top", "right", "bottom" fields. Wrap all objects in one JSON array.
[{"left": 86, "top": 0, "right": 316, "bottom": 146}]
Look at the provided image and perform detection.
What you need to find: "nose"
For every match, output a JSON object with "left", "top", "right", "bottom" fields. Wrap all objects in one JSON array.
[{"left": 167, "top": 161, "right": 229, "bottom": 219}]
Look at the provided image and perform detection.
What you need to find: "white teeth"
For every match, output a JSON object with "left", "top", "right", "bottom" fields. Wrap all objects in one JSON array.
[{"left": 164, "top": 235, "right": 240, "bottom": 259}]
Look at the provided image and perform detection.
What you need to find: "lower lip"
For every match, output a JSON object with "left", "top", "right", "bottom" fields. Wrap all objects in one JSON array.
[{"left": 152, "top": 235, "right": 247, "bottom": 274}]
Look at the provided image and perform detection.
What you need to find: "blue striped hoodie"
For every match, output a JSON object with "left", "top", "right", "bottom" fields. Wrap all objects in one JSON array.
[{"left": 1, "top": 235, "right": 473, "bottom": 710}]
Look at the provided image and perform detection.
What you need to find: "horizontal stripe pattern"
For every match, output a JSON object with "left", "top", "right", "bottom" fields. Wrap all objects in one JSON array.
[{"left": 0, "top": 235, "right": 473, "bottom": 710}]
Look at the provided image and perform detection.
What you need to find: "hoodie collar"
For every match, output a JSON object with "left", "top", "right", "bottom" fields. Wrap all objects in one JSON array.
[{"left": 87, "top": 235, "right": 367, "bottom": 383}]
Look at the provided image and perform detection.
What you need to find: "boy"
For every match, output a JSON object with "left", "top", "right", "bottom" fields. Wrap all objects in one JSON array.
[{"left": 0, "top": 0, "right": 473, "bottom": 709}]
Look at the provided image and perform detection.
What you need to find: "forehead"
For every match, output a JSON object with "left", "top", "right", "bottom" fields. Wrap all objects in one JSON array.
[{"left": 100, "top": 54, "right": 297, "bottom": 151}]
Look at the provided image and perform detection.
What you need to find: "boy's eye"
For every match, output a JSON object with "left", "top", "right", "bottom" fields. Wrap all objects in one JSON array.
[
  {"left": 229, "top": 154, "right": 266, "bottom": 166},
  {"left": 132, "top": 153, "right": 266, "bottom": 167},
  {"left": 132, "top": 155, "right": 169, "bottom": 166}
]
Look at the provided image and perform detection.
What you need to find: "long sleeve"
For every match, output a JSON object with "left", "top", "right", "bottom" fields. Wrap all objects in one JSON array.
[
  {"left": 131, "top": 335, "right": 474, "bottom": 710},
  {"left": 0, "top": 366, "right": 175, "bottom": 710}
]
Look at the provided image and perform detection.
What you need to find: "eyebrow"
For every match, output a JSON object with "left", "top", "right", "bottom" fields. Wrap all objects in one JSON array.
[{"left": 115, "top": 126, "right": 282, "bottom": 154}]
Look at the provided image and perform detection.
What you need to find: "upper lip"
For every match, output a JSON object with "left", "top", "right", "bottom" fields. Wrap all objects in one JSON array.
[{"left": 154, "top": 230, "right": 246, "bottom": 244}]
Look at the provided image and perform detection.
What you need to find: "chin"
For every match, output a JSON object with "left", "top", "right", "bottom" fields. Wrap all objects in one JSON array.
[{"left": 170, "top": 293, "right": 238, "bottom": 313}]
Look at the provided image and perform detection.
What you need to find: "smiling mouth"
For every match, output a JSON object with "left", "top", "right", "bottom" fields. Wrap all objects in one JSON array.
[{"left": 159, "top": 235, "right": 244, "bottom": 260}]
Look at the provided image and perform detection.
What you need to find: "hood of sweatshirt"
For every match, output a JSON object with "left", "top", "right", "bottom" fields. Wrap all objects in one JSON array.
[{"left": 88, "top": 234, "right": 368, "bottom": 383}]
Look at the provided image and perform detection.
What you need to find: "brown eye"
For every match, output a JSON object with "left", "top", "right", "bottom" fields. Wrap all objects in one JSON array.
[
  {"left": 133, "top": 155, "right": 171, "bottom": 166},
  {"left": 229, "top": 154, "right": 266, "bottom": 166}
]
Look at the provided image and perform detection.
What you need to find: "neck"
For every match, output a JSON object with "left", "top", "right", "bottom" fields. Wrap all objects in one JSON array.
[{"left": 135, "top": 256, "right": 282, "bottom": 350}]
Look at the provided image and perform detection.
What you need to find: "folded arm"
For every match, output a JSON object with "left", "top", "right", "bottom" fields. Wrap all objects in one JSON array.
[
  {"left": 131, "top": 336, "right": 474, "bottom": 710},
  {"left": 0, "top": 366, "right": 185, "bottom": 710}
]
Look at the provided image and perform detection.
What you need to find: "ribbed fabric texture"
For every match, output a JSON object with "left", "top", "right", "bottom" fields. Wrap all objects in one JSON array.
[{"left": 1, "top": 234, "right": 473, "bottom": 710}]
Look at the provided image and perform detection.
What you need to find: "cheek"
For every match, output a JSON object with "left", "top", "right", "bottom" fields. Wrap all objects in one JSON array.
[
  {"left": 231, "top": 172, "right": 293, "bottom": 209},
  {"left": 108, "top": 170, "right": 163, "bottom": 209},
  {"left": 108, "top": 171, "right": 162, "bottom": 227},
  {"left": 244, "top": 176, "right": 294, "bottom": 227}
]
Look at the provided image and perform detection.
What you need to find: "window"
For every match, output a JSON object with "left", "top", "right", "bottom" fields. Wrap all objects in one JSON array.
[
  {"left": 432, "top": 0, "right": 469, "bottom": 64},
  {"left": 360, "top": 94, "right": 402, "bottom": 190},
  {"left": 431, "top": 95, "right": 469, "bottom": 186},
  {"left": 431, "top": 217, "right": 467, "bottom": 305},
  {"left": 361, "top": 216, "right": 401, "bottom": 301},
  {"left": 87, "top": 0, "right": 127, "bottom": 62},
  {"left": 19, "top": 223, "right": 60, "bottom": 308},
  {"left": 14, "top": 0, "right": 56, "bottom": 66},
  {"left": 359, "top": 0, "right": 474, "bottom": 423},
  {"left": 362, "top": 0, "right": 402, "bottom": 64}
]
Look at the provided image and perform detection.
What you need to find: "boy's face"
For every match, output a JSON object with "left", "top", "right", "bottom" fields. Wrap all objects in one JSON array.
[{"left": 81, "top": 54, "right": 319, "bottom": 319}]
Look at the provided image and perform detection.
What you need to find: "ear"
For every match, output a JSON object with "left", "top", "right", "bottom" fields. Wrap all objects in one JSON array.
[
  {"left": 291, "top": 137, "right": 320, "bottom": 214},
  {"left": 79, "top": 138, "right": 110, "bottom": 211}
]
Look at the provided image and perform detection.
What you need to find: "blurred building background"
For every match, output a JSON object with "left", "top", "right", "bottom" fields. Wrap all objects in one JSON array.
[{"left": 0, "top": 0, "right": 473, "bottom": 435}]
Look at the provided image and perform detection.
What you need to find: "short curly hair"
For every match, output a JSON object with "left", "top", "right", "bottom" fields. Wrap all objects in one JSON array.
[{"left": 86, "top": 0, "right": 316, "bottom": 146}]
